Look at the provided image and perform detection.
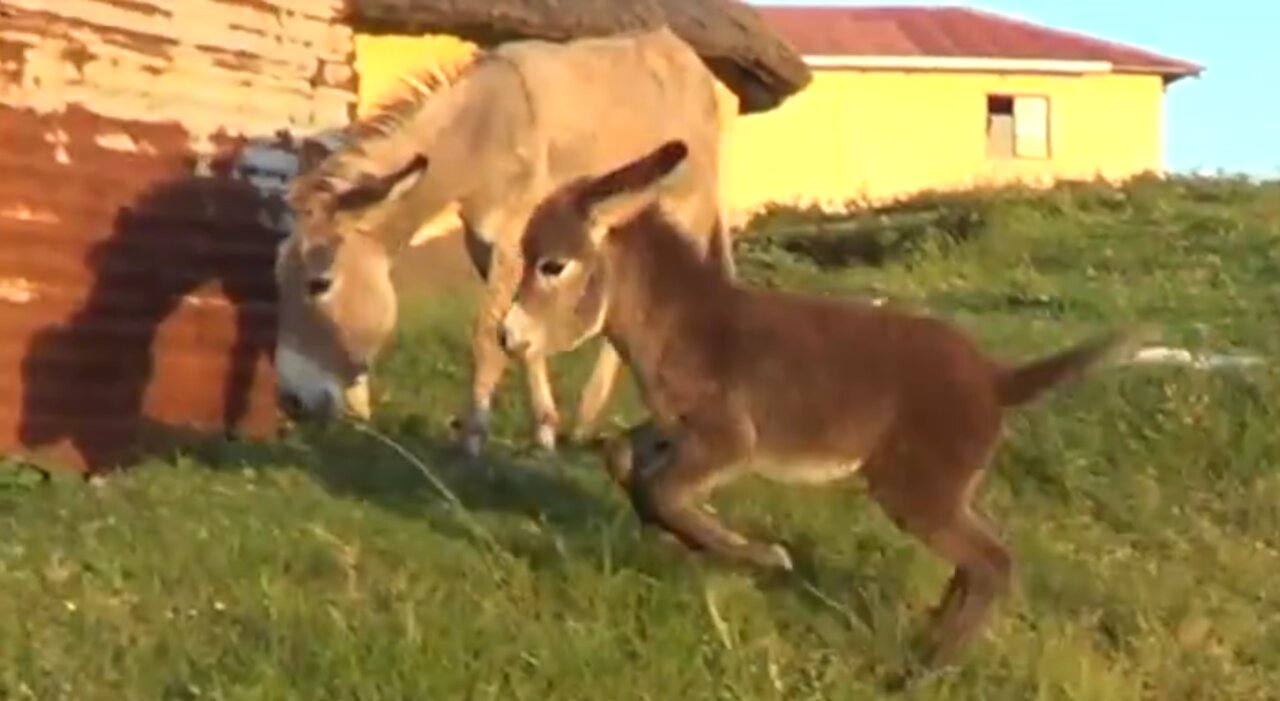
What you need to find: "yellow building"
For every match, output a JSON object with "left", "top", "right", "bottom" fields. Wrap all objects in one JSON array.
[
  {"left": 725, "top": 5, "right": 1202, "bottom": 215},
  {"left": 351, "top": 5, "right": 1201, "bottom": 223}
]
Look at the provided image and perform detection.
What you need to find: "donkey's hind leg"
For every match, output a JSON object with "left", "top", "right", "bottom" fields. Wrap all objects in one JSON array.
[
  {"left": 869, "top": 452, "right": 1012, "bottom": 669},
  {"left": 920, "top": 509, "right": 1012, "bottom": 668}
]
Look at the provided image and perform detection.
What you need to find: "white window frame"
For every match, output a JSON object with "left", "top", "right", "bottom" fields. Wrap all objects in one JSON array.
[{"left": 986, "top": 93, "right": 1052, "bottom": 160}]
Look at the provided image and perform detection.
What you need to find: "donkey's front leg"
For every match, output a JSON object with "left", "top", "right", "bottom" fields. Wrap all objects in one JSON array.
[
  {"left": 522, "top": 351, "right": 560, "bottom": 451},
  {"left": 458, "top": 244, "right": 521, "bottom": 457},
  {"left": 603, "top": 420, "right": 672, "bottom": 487},
  {"left": 627, "top": 414, "right": 791, "bottom": 572},
  {"left": 572, "top": 342, "right": 623, "bottom": 443},
  {"left": 460, "top": 306, "right": 505, "bottom": 458}
]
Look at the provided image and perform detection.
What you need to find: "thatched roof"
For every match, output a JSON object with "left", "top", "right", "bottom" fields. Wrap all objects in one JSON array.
[{"left": 349, "top": 0, "right": 812, "bottom": 114}]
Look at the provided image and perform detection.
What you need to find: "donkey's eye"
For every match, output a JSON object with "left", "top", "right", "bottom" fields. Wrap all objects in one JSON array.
[
  {"left": 537, "top": 259, "right": 568, "bottom": 278},
  {"left": 306, "top": 276, "right": 333, "bottom": 297}
]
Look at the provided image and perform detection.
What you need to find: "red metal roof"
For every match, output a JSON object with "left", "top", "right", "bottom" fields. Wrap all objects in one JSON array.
[{"left": 755, "top": 5, "right": 1202, "bottom": 78}]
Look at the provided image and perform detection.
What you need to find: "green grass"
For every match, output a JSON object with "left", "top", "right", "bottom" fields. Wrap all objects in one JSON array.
[{"left": 3, "top": 175, "right": 1279, "bottom": 699}]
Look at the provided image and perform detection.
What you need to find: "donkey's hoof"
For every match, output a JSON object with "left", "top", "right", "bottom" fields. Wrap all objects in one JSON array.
[
  {"left": 763, "top": 543, "right": 794, "bottom": 572},
  {"left": 461, "top": 433, "right": 486, "bottom": 459},
  {"left": 450, "top": 406, "right": 494, "bottom": 460},
  {"left": 602, "top": 438, "right": 634, "bottom": 486},
  {"left": 568, "top": 423, "right": 599, "bottom": 446},
  {"left": 533, "top": 424, "right": 558, "bottom": 452},
  {"left": 450, "top": 417, "right": 487, "bottom": 459}
]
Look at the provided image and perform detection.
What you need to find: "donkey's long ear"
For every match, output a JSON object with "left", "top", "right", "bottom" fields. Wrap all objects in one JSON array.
[
  {"left": 332, "top": 153, "right": 430, "bottom": 211},
  {"left": 578, "top": 140, "right": 689, "bottom": 235}
]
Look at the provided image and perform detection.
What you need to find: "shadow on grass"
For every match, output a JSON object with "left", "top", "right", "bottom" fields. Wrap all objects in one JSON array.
[
  {"left": 740, "top": 192, "right": 990, "bottom": 271},
  {"left": 176, "top": 417, "right": 628, "bottom": 562},
  {"left": 176, "top": 421, "right": 954, "bottom": 685}
]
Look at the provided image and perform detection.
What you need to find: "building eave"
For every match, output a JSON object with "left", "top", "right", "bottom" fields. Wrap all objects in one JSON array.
[
  {"left": 803, "top": 55, "right": 1114, "bottom": 75},
  {"left": 804, "top": 55, "right": 1203, "bottom": 83}
]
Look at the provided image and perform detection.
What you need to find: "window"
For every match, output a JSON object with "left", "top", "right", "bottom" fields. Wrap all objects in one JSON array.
[{"left": 986, "top": 94, "right": 1050, "bottom": 159}]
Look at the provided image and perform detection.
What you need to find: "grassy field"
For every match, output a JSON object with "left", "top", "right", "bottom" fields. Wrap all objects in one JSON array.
[{"left": 2, "top": 176, "right": 1279, "bottom": 700}]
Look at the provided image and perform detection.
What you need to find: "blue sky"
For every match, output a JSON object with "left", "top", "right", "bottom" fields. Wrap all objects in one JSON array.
[{"left": 751, "top": 1, "right": 1280, "bottom": 176}]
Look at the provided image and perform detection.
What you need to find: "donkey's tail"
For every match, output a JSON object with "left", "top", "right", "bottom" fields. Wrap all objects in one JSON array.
[{"left": 995, "top": 324, "right": 1158, "bottom": 407}]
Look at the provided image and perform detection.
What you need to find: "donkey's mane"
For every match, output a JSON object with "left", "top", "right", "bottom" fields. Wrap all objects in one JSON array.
[
  {"left": 287, "top": 51, "right": 492, "bottom": 216},
  {"left": 347, "top": 59, "right": 480, "bottom": 151}
]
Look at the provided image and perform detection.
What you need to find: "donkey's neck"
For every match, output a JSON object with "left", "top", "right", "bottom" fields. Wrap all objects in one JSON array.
[{"left": 601, "top": 208, "right": 733, "bottom": 377}]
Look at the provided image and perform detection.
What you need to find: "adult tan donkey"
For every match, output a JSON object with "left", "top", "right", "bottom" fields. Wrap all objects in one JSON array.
[
  {"left": 497, "top": 140, "right": 1154, "bottom": 667},
  {"left": 276, "top": 27, "right": 736, "bottom": 455}
]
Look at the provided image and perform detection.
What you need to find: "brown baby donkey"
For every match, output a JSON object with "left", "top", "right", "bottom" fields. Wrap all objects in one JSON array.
[{"left": 497, "top": 140, "right": 1151, "bottom": 667}]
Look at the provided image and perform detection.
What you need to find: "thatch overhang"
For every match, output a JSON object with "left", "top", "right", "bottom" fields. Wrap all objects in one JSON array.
[{"left": 349, "top": 0, "right": 813, "bottom": 114}]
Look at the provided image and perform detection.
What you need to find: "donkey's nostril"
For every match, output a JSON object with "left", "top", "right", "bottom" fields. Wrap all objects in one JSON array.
[{"left": 498, "top": 320, "right": 533, "bottom": 355}]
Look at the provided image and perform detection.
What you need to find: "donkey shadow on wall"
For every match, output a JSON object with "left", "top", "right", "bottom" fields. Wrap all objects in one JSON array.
[
  {"left": 12, "top": 125, "right": 608, "bottom": 527},
  {"left": 15, "top": 129, "right": 309, "bottom": 474}
]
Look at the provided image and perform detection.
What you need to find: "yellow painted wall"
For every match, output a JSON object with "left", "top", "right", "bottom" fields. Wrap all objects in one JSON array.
[
  {"left": 350, "top": 34, "right": 480, "bottom": 243},
  {"left": 724, "top": 69, "right": 1166, "bottom": 214},
  {"left": 353, "top": 33, "right": 479, "bottom": 117},
  {"left": 351, "top": 34, "right": 1168, "bottom": 223}
]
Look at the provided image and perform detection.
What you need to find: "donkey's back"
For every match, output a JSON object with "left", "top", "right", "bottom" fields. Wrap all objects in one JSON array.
[{"left": 494, "top": 27, "right": 725, "bottom": 236}]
